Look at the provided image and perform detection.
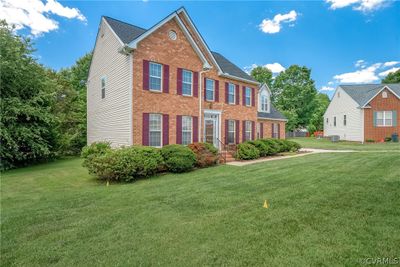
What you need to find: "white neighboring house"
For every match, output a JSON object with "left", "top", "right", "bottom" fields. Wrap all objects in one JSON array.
[{"left": 324, "top": 84, "right": 400, "bottom": 142}]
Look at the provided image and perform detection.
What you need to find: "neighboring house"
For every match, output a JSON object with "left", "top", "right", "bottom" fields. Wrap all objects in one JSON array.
[
  {"left": 87, "top": 7, "right": 287, "bottom": 149},
  {"left": 324, "top": 84, "right": 400, "bottom": 142}
]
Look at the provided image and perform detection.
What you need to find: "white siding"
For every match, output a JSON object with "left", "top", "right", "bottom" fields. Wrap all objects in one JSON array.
[
  {"left": 87, "top": 19, "right": 132, "bottom": 147},
  {"left": 323, "top": 87, "right": 363, "bottom": 142}
]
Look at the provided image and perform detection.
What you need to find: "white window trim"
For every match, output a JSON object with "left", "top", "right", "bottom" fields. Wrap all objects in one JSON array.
[
  {"left": 101, "top": 76, "right": 106, "bottom": 99},
  {"left": 245, "top": 87, "right": 252, "bottom": 107},
  {"left": 149, "top": 113, "right": 163, "bottom": 148},
  {"left": 343, "top": 115, "right": 347, "bottom": 126},
  {"left": 245, "top": 121, "right": 252, "bottom": 140},
  {"left": 228, "top": 83, "right": 235, "bottom": 104},
  {"left": 182, "top": 116, "right": 193, "bottom": 145},
  {"left": 206, "top": 78, "right": 215, "bottom": 101},
  {"left": 228, "top": 120, "right": 236, "bottom": 144},
  {"left": 149, "top": 62, "right": 163, "bottom": 92},
  {"left": 260, "top": 94, "right": 268, "bottom": 112},
  {"left": 376, "top": 111, "right": 393, "bottom": 127},
  {"left": 182, "top": 69, "right": 193, "bottom": 96}
]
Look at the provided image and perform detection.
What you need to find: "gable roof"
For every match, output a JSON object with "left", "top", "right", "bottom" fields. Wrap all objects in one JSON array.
[
  {"left": 258, "top": 104, "right": 287, "bottom": 121},
  {"left": 340, "top": 84, "right": 400, "bottom": 107},
  {"left": 102, "top": 10, "right": 258, "bottom": 84}
]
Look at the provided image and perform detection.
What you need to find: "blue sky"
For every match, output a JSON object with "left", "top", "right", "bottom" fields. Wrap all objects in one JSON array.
[{"left": 1, "top": 0, "right": 399, "bottom": 98}]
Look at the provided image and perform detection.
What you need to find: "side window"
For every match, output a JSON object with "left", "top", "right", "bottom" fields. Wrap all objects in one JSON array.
[
  {"left": 149, "top": 62, "right": 162, "bottom": 91},
  {"left": 182, "top": 70, "right": 193, "bottom": 96},
  {"left": 343, "top": 115, "right": 347, "bottom": 126},
  {"left": 182, "top": 116, "right": 193, "bottom": 145},
  {"left": 228, "top": 83, "right": 235, "bottom": 104},
  {"left": 206, "top": 79, "right": 215, "bottom": 101},
  {"left": 228, "top": 120, "right": 235, "bottom": 144},
  {"left": 245, "top": 87, "right": 251, "bottom": 106},
  {"left": 245, "top": 121, "right": 252, "bottom": 140},
  {"left": 149, "top": 114, "right": 162, "bottom": 147},
  {"left": 334, "top": 116, "right": 336, "bottom": 127},
  {"left": 101, "top": 77, "right": 106, "bottom": 99}
]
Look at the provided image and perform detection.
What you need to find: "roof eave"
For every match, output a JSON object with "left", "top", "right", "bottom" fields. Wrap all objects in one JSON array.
[{"left": 219, "top": 72, "right": 259, "bottom": 86}]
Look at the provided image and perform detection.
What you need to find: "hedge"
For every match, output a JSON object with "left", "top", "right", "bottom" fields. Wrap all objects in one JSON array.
[
  {"left": 188, "top": 142, "right": 219, "bottom": 168},
  {"left": 236, "top": 139, "right": 301, "bottom": 160},
  {"left": 160, "top": 145, "right": 196, "bottom": 173}
]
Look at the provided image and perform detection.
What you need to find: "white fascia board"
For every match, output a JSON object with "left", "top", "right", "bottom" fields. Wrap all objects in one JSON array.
[
  {"left": 361, "top": 85, "right": 400, "bottom": 108},
  {"left": 258, "top": 117, "right": 288, "bottom": 122},
  {"left": 220, "top": 73, "right": 260, "bottom": 86}
]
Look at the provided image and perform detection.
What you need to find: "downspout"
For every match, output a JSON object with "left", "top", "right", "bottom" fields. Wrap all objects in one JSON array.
[{"left": 199, "top": 67, "right": 211, "bottom": 142}]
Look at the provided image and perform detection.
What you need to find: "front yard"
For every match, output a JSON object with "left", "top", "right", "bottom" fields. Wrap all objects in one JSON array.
[{"left": 2, "top": 151, "right": 400, "bottom": 266}]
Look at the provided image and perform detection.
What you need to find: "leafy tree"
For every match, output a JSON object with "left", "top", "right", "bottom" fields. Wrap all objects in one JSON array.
[
  {"left": 381, "top": 69, "right": 400, "bottom": 83},
  {"left": 54, "top": 53, "right": 92, "bottom": 155},
  {"left": 0, "top": 21, "right": 58, "bottom": 169},
  {"left": 272, "top": 65, "right": 318, "bottom": 131},
  {"left": 308, "top": 93, "right": 330, "bottom": 133},
  {"left": 250, "top": 66, "right": 273, "bottom": 88}
]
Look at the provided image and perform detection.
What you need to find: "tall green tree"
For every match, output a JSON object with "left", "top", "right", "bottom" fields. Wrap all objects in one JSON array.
[
  {"left": 250, "top": 66, "right": 273, "bottom": 88},
  {"left": 0, "top": 21, "right": 58, "bottom": 169},
  {"left": 272, "top": 65, "right": 318, "bottom": 131},
  {"left": 308, "top": 93, "right": 330, "bottom": 133},
  {"left": 54, "top": 53, "right": 92, "bottom": 155},
  {"left": 381, "top": 69, "right": 400, "bottom": 83}
]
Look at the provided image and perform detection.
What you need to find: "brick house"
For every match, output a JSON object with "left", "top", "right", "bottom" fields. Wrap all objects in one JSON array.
[
  {"left": 87, "top": 7, "right": 287, "bottom": 150},
  {"left": 324, "top": 84, "right": 399, "bottom": 142}
]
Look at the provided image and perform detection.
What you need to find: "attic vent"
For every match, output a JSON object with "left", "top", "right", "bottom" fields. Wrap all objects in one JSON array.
[
  {"left": 168, "top": 30, "right": 177, "bottom": 40},
  {"left": 382, "top": 91, "right": 388, "bottom": 98}
]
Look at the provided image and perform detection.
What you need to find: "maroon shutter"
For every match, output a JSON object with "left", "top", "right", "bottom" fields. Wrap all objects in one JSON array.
[
  {"left": 242, "top": 86, "right": 246, "bottom": 106},
  {"left": 260, "top": 123, "right": 264, "bottom": 139},
  {"left": 193, "top": 116, "right": 198, "bottom": 142},
  {"left": 176, "top": 115, "right": 182, "bottom": 144},
  {"left": 235, "top": 84, "right": 240, "bottom": 105},
  {"left": 251, "top": 121, "right": 255, "bottom": 140},
  {"left": 163, "top": 64, "right": 169, "bottom": 93},
  {"left": 204, "top": 77, "right": 207, "bottom": 101},
  {"left": 193, "top": 72, "right": 198, "bottom": 97},
  {"left": 225, "top": 82, "right": 229, "bottom": 103},
  {"left": 242, "top": 121, "right": 246, "bottom": 142},
  {"left": 235, "top": 120, "right": 240, "bottom": 144},
  {"left": 142, "top": 113, "right": 149, "bottom": 145},
  {"left": 277, "top": 123, "right": 281, "bottom": 139},
  {"left": 271, "top": 123, "right": 274, "bottom": 138},
  {"left": 251, "top": 88, "right": 255, "bottom": 107},
  {"left": 177, "top": 68, "right": 182, "bottom": 95},
  {"left": 215, "top": 80, "right": 219, "bottom": 102},
  {"left": 225, "top": 120, "right": 229, "bottom": 144},
  {"left": 143, "top": 60, "right": 149, "bottom": 90},
  {"left": 163, "top": 114, "right": 169, "bottom": 145}
]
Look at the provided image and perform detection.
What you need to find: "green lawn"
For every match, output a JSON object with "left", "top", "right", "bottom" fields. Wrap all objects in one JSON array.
[
  {"left": 289, "top": 137, "right": 400, "bottom": 151},
  {"left": 2, "top": 153, "right": 400, "bottom": 266}
]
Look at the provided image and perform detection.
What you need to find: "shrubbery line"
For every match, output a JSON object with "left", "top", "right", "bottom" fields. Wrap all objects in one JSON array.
[{"left": 235, "top": 139, "right": 301, "bottom": 160}]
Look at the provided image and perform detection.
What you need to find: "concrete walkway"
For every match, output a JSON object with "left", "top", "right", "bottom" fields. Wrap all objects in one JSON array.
[{"left": 226, "top": 147, "right": 399, "bottom": 166}]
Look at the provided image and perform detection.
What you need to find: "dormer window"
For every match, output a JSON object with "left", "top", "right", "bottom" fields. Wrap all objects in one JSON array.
[{"left": 261, "top": 95, "right": 268, "bottom": 112}]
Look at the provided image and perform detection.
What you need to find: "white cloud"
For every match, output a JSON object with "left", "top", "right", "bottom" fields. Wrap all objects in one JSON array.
[
  {"left": 328, "top": 81, "right": 334, "bottom": 85},
  {"left": 378, "top": 67, "right": 400, "bottom": 77},
  {"left": 326, "top": 0, "right": 387, "bottom": 12},
  {"left": 265, "top": 63, "right": 286, "bottom": 73},
  {"left": 320, "top": 86, "right": 336, "bottom": 92},
  {"left": 0, "top": 0, "right": 86, "bottom": 36},
  {"left": 383, "top": 61, "right": 400, "bottom": 67},
  {"left": 355, "top": 59, "right": 367, "bottom": 68},
  {"left": 334, "top": 64, "right": 382, "bottom": 83},
  {"left": 259, "top": 10, "right": 297, "bottom": 34}
]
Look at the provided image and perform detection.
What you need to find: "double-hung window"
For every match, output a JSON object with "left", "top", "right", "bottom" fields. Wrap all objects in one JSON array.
[
  {"left": 228, "top": 83, "right": 235, "bottom": 104},
  {"left": 376, "top": 111, "right": 393, "bottom": 127},
  {"left": 334, "top": 116, "right": 336, "bottom": 127},
  {"left": 149, "top": 62, "right": 162, "bottom": 91},
  {"left": 182, "top": 70, "right": 193, "bottom": 96},
  {"left": 101, "top": 77, "right": 106, "bottom": 99},
  {"left": 245, "top": 121, "right": 252, "bottom": 141},
  {"left": 206, "top": 79, "right": 215, "bottom": 101},
  {"left": 343, "top": 115, "right": 347, "bottom": 126},
  {"left": 245, "top": 87, "right": 251, "bottom": 106},
  {"left": 182, "top": 116, "right": 193, "bottom": 145},
  {"left": 261, "top": 95, "right": 268, "bottom": 111},
  {"left": 149, "top": 114, "right": 162, "bottom": 147},
  {"left": 228, "top": 120, "right": 235, "bottom": 144}
]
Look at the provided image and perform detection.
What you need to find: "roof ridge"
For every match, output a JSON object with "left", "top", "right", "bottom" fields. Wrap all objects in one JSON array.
[{"left": 103, "top": 16, "right": 147, "bottom": 31}]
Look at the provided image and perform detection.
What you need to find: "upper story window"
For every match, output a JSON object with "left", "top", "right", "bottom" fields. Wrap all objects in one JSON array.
[
  {"left": 101, "top": 77, "right": 106, "bottom": 99},
  {"left": 206, "top": 79, "right": 215, "bottom": 101},
  {"left": 149, "top": 113, "right": 162, "bottom": 147},
  {"left": 343, "top": 115, "right": 347, "bottom": 126},
  {"left": 149, "top": 62, "right": 162, "bottom": 92},
  {"left": 326, "top": 118, "right": 329, "bottom": 124},
  {"left": 245, "top": 87, "right": 251, "bottom": 106},
  {"left": 228, "top": 83, "right": 235, "bottom": 104},
  {"left": 245, "top": 121, "right": 252, "bottom": 141},
  {"left": 334, "top": 117, "right": 336, "bottom": 127},
  {"left": 182, "top": 116, "right": 193, "bottom": 145},
  {"left": 261, "top": 95, "right": 268, "bottom": 112},
  {"left": 182, "top": 70, "right": 193, "bottom": 96},
  {"left": 376, "top": 111, "right": 392, "bottom": 127},
  {"left": 228, "top": 120, "right": 235, "bottom": 144}
]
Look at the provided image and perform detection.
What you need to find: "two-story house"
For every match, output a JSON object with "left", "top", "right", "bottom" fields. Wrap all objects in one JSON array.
[{"left": 87, "top": 7, "right": 287, "bottom": 149}]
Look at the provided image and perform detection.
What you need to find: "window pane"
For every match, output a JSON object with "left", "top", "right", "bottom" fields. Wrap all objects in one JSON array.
[
  {"left": 385, "top": 111, "right": 392, "bottom": 119},
  {"left": 150, "top": 63, "right": 161, "bottom": 77},
  {"left": 377, "top": 112, "right": 383, "bottom": 119},
  {"left": 228, "top": 84, "right": 235, "bottom": 104},
  {"left": 149, "top": 132, "right": 161, "bottom": 147},
  {"left": 206, "top": 79, "right": 214, "bottom": 101},
  {"left": 246, "top": 88, "right": 251, "bottom": 106},
  {"left": 150, "top": 77, "right": 161, "bottom": 91},
  {"left": 182, "top": 116, "right": 192, "bottom": 131},
  {"left": 149, "top": 114, "right": 161, "bottom": 131},
  {"left": 182, "top": 70, "right": 192, "bottom": 83},
  {"left": 228, "top": 120, "right": 235, "bottom": 144},
  {"left": 377, "top": 119, "right": 384, "bottom": 126},
  {"left": 182, "top": 132, "right": 191, "bottom": 145},
  {"left": 182, "top": 83, "right": 192, "bottom": 95}
]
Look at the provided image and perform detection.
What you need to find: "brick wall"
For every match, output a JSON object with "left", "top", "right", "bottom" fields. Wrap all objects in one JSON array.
[
  {"left": 257, "top": 120, "right": 286, "bottom": 139},
  {"left": 364, "top": 89, "right": 400, "bottom": 141}
]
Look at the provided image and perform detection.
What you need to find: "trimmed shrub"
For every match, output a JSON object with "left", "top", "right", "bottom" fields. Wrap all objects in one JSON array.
[
  {"left": 248, "top": 140, "right": 274, "bottom": 157},
  {"left": 384, "top": 137, "right": 392, "bottom": 142},
  {"left": 236, "top": 143, "right": 260, "bottom": 160},
  {"left": 160, "top": 145, "right": 196, "bottom": 173},
  {"left": 283, "top": 140, "right": 301, "bottom": 152},
  {"left": 81, "top": 141, "right": 111, "bottom": 168},
  {"left": 188, "top": 142, "right": 219, "bottom": 168},
  {"left": 259, "top": 139, "right": 279, "bottom": 155},
  {"left": 86, "top": 146, "right": 163, "bottom": 182},
  {"left": 366, "top": 139, "right": 375, "bottom": 143}
]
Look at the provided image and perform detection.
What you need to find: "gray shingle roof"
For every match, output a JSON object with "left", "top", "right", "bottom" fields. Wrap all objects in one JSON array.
[
  {"left": 340, "top": 84, "right": 400, "bottom": 107},
  {"left": 258, "top": 104, "right": 287, "bottom": 120},
  {"left": 103, "top": 16, "right": 146, "bottom": 44},
  {"left": 211, "top": 52, "right": 257, "bottom": 82},
  {"left": 103, "top": 16, "right": 256, "bottom": 83}
]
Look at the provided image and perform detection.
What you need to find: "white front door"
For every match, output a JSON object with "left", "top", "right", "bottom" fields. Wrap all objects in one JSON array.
[{"left": 204, "top": 112, "right": 220, "bottom": 148}]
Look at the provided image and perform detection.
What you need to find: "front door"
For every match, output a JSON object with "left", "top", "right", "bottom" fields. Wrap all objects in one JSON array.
[{"left": 204, "top": 113, "right": 219, "bottom": 148}]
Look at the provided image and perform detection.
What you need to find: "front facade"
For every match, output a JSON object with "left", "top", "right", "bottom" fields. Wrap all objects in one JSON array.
[
  {"left": 87, "top": 8, "right": 286, "bottom": 149},
  {"left": 324, "top": 84, "right": 399, "bottom": 142}
]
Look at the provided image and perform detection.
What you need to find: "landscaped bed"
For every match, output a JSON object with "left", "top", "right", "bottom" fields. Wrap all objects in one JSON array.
[{"left": 2, "top": 152, "right": 399, "bottom": 266}]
